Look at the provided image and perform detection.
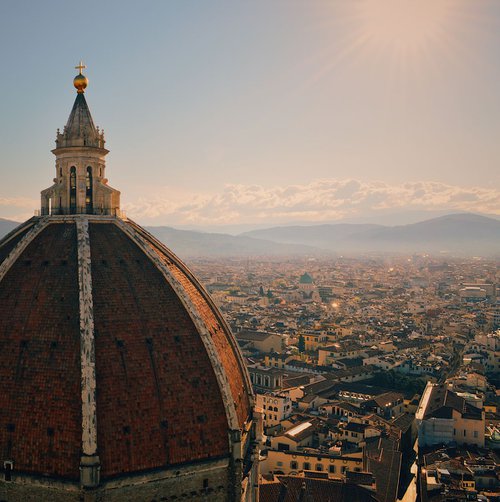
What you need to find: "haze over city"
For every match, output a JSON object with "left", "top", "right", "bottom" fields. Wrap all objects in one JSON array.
[
  {"left": 0, "top": 0, "right": 499, "bottom": 228},
  {"left": 2, "top": 3, "right": 500, "bottom": 502}
]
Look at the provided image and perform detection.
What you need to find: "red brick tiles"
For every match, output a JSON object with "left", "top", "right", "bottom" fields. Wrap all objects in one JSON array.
[
  {"left": 0, "top": 223, "right": 82, "bottom": 480},
  {"left": 139, "top": 229, "right": 252, "bottom": 429},
  {"left": 89, "top": 224, "right": 229, "bottom": 478}
]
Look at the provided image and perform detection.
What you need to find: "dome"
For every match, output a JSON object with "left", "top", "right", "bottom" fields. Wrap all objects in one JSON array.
[
  {"left": 0, "top": 217, "right": 255, "bottom": 498},
  {"left": 299, "top": 272, "right": 313, "bottom": 284},
  {"left": 0, "top": 67, "right": 258, "bottom": 502}
]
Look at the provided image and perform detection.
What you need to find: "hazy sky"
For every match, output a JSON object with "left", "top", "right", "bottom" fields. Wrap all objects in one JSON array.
[{"left": 0, "top": 0, "right": 499, "bottom": 227}]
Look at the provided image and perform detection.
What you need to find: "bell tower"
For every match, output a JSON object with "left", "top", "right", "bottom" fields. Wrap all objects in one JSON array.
[{"left": 41, "top": 62, "right": 121, "bottom": 216}]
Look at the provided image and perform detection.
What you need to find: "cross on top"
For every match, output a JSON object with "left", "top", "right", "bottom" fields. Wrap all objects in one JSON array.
[{"left": 75, "top": 61, "right": 86, "bottom": 74}]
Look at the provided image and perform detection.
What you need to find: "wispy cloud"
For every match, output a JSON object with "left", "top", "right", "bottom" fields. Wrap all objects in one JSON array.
[
  {"left": 2, "top": 182, "right": 497, "bottom": 225},
  {"left": 0, "top": 197, "right": 38, "bottom": 208},
  {"left": 0, "top": 197, "right": 38, "bottom": 222},
  {"left": 124, "top": 179, "right": 500, "bottom": 225}
]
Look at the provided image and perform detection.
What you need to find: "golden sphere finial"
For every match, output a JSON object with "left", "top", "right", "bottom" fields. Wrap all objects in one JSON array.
[{"left": 73, "top": 61, "right": 88, "bottom": 94}]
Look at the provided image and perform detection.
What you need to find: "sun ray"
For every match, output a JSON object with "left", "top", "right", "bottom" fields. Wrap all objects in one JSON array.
[{"left": 297, "top": 0, "right": 483, "bottom": 92}]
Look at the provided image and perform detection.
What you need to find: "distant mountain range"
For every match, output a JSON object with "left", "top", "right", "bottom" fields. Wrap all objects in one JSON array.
[
  {"left": 168, "top": 210, "right": 500, "bottom": 234},
  {"left": 0, "top": 218, "right": 19, "bottom": 238},
  {"left": 144, "top": 226, "right": 318, "bottom": 257},
  {"left": 242, "top": 213, "right": 500, "bottom": 255},
  {"left": 1, "top": 213, "right": 499, "bottom": 257}
]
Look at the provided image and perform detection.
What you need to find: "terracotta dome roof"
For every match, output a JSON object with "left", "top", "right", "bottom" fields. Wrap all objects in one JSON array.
[{"left": 0, "top": 215, "right": 253, "bottom": 481}]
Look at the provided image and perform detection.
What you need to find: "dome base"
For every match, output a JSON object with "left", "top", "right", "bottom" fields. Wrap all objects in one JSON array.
[{"left": 0, "top": 456, "right": 233, "bottom": 501}]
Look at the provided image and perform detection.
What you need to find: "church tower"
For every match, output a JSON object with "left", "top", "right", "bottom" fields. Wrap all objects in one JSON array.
[
  {"left": 0, "top": 65, "right": 259, "bottom": 502},
  {"left": 41, "top": 62, "right": 120, "bottom": 216}
]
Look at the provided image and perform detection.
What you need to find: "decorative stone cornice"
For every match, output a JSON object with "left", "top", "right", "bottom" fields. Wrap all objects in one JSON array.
[{"left": 75, "top": 218, "right": 100, "bottom": 488}]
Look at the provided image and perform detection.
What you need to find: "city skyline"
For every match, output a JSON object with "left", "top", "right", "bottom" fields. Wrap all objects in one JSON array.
[{"left": 0, "top": 0, "right": 499, "bottom": 226}]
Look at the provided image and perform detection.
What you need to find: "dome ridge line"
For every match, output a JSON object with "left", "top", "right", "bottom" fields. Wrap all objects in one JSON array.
[
  {"left": 0, "top": 218, "right": 37, "bottom": 249},
  {"left": 0, "top": 217, "right": 50, "bottom": 284},
  {"left": 114, "top": 218, "right": 241, "bottom": 434},
  {"left": 75, "top": 218, "right": 100, "bottom": 488}
]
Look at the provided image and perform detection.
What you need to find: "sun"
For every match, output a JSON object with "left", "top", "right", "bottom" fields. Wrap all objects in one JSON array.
[
  {"left": 354, "top": 0, "right": 455, "bottom": 56},
  {"left": 301, "top": 0, "right": 467, "bottom": 89}
]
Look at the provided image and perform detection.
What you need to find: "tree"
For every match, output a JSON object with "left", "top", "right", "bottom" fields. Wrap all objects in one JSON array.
[{"left": 298, "top": 334, "right": 305, "bottom": 353}]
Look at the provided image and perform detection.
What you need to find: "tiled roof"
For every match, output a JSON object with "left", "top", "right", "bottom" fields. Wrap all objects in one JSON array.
[
  {"left": 424, "top": 385, "right": 482, "bottom": 421},
  {"left": 237, "top": 330, "right": 277, "bottom": 341},
  {"left": 345, "top": 422, "right": 369, "bottom": 433},
  {"left": 259, "top": 475, "right": 379, "bottom": 502},
  {"left": 390, "top": 413, "right": 414, "bottom": 433},
  {"left": 0, "top": 223, "right": 82, "bottom": 479},
  {"left": 365, "top": 437, "right": 402, "bottom": 502},
  {"left": 363, "top": 392, "right": 404, "bottom": 410},
  {"left": 0, "top": 219, "right": 253, "bottom": 480},
  {"left": 63, "top": 93, "right": 98, "bottom": 144},
  {"left": 90, "top": 223, "right": 231, "bottom": 476}
]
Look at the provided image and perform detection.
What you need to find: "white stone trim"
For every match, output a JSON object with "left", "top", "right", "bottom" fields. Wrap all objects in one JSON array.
[
  {"left": 0, "top": 219, "right": 36, "bottom": 248},
  {"left": 76, "top": 218, "right": 98, "bottom": 456},
  {"left": 115, "top": 219, "right": 240, "bottom": 433},
  {"left": 0, "top": 217, "right": 50, "bottom": 283}
]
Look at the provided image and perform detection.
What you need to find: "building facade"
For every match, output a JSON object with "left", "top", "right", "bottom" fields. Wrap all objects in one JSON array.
[{"left": 416, "top": 383, "right": 485, "bottom": 448}]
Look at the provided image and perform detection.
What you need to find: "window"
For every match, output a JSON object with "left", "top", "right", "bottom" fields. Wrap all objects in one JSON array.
[
  {"left": 329, "top": 465, "right": 336, "bottom": 474},
  {"left": 290, "top": 461, "right": 298, "bottom": 469},
  {"left": 277, "top": 461, "right": 283, "bottom": 467},
  {"left": 315, "top": 464, "right": 323, "bottom": 471},
  {"left": 85, "top": 167, "right": 93, "bottom": 214},
  {"left": 303, "top": 462, "right": 310, "bottom": 470},
  {"left": 3, "top": 461, "right": 13, "bottom": 482},
  {"left": 69, "top": 166, "right": 77, "bottom": 213},
  {"left": 463, "top": 430, "right": 466, "bottom": 437},
  {"left": 473, "top": 431, "right": 478, "bottom": 438}
]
